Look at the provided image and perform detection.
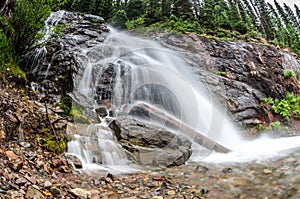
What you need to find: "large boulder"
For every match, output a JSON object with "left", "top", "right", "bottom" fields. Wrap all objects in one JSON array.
[{"left": 109, "top": 117, "right": 192, "bottom": 167}]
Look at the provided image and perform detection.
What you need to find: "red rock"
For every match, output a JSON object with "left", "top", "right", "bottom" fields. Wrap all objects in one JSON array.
[
  {"left": 25, "top": 175, "right": 37, "bottom": 184},
  {"left": 15, "top": 177, "right": 28, "bottom": 185},
  {"left": 5, "top": 151, "right": 19, "bottom": 161}
]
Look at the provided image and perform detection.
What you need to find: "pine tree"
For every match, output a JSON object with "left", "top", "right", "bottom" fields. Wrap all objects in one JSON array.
[
  {"left": 283, "top": 3, "right": 300, "bottom": 33},
  {"left": 214, "top": 0, "right": 230, "bottom": 29},
  {"left": 192, "top": 0, "right": 201, "bottom": 20},
  {"left": 295, "top": 5, "right": 300, "bottom": 24},
  {"left": 274, "top": 0, "right": 289, "bottom": 28},
  {"left": 228, "top": 0, "right": 247, "bottom": 33},
  {"left": 241, "top": 0, "right": 259, "bottom": 30},
  {"left": 125, "top": 0, "right": 145, "bottom": 20},
  {"left": 161, "top": 0, "right": 172, "bottom": 18},
  {"left": 171, "top": 0, "right": 194, "bottom": 20},
  {"left": 254, "top": 0, "right": 274, "bottom": 39},
  {"left": 198, "top": 0, "right": 216, "bottom": 30}
]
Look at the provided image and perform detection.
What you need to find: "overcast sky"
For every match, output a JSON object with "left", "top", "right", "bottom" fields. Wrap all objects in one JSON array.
[{"left": 265, "top": 0, "right": 300, "bottom": 9}]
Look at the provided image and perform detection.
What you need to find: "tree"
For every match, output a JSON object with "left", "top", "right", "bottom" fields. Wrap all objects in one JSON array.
[
  {"left": 172, "top": 0, "right": 194, "bottom": 20},
  {"left": 161, "top": 0, "right": 172, "bottom": 18},
  {"left": 198, "top": 0, "right": 216, "bottom": 29},
  {"left": 8, "top": 0, "right": 53, "bottom": 55},
  {"left": 274, "top": 0, "right": 289, "bottom": 28},
  {"left": 284, "top": 3, "right": 300, "bottom": 33},
  {"left": 295, "top": 4, "right": 300, "bottom": 24},
  {"left": 125, "top": 0, "right": 145, "bottom": 20},
  {"left": 253, "top": 0, "right": 275, "bottom": 39}
]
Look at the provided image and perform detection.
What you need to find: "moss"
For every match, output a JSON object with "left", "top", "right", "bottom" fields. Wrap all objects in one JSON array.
[
  {"left": 60, "top": 94, "right": 72, "bottom": 116},
  {"left": 70, "top": 107, "right": 92, "bottom": 124},
  {"left": 2, "top": 61, "right": 27, "bottom": 80},
  {"left": 213, "top": 71, "right": 230, "bottom": 78},
  {"left": 44, "top": 137, "right": 66, "bottom": 154}
]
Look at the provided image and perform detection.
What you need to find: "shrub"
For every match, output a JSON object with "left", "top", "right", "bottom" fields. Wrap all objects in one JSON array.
[
  {"left": 126, "top": 16, "right": 145, "bottom": 30},
  {"left": 262, "top": 92, "right": 300, "bottom": 121},
  {"left": 7, "top": 0, "right": 53, "bottom": 55},
  {"left": 283, "top": 70, "right": 295, "bottom": 78}
]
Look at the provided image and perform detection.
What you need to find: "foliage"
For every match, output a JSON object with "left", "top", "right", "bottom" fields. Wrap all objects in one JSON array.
[
  {"left": 0, "top": 0, "right": 54, "bottom": 79},
  {"left": 262, "top": 93, "right": 300, "bottom": 121},
  {"left": 35, "top": 0, "right": 300, "bottom": 56},
  {"left": 126, "top": 16, "right": 145, "bottom": 30},
  {"left": 110, "top": 9, "right": 128, "bottom": 29},
  {"left": 44, "top": 137, "right": 66, "bottom": 154},
  {"left": 60, "top": 94, "right": 72, "bottom": 116},
  {"left": 52, "top": 24, "right": 65, "bottom": 37},
  {"left": 283, "top": 70, "right": 295, "bottom": 78},
  {"left": 258, "top": 121, "right": 282, "bottom": 132},
  {"left": 7, "top": 0, "right": 53, "bottom": 55}
]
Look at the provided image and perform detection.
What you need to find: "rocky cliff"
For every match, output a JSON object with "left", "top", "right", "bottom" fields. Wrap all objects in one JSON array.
[
  {"left": 23, "top": 11, "right": 300, "bottom": 134},
  {"left": 151, "top": 32, "right": 300, "bottom": 131}
]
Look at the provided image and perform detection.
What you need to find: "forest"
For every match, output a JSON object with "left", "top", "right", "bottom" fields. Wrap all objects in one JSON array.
[{"left": 1, "top": 0, "right": 300, "bottom": 75}]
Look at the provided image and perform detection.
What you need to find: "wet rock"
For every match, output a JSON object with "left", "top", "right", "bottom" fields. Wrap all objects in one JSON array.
[
  {"left": 221, "top": 167, "right": 233, "bottom": 174},
  {"left": 22, "top": 10, "right": 109, "bottom": 96},
  {"left": 109, "top": 118, "right": 192, "bottom": 167},
  {"left": 96, "top": 106, "right": 108, "bottom": 118},
  {"left": 152, "top": 32, "right": 300, "bottom": 130},
  {"left": 194, "top": 165, "right": 209, "bottom": 174},
  {"left": 65, "top": 153, "right": 83, "bottom": 169}
]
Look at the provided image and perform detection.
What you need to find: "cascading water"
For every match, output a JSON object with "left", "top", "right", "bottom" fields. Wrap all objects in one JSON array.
[
  {"left": 32, "top": 11, "right": 300, "bottom": 173},
  {"left": 69, "top": 27, "right": 300, "bottom": 170}
]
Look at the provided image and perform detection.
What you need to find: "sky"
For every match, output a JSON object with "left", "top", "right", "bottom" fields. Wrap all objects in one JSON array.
[{"left": 265, "top": 0, "right": 300, "bottom": 9}]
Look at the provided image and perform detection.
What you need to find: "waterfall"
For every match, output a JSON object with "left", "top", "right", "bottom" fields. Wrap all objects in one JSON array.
[
  {"left": 29, "top": 10, "right": 300, "bottom": 173},
  {"left": 71, "top": 27, "right": 300, "bottom": 167}
]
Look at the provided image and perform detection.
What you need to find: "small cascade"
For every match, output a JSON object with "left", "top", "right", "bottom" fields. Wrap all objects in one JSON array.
[
  {"left": 27, "top": 11, "right": 65, "bottom": 72},
  {"left": 67, "top": 123, "right": 135, "bottom": 174},
  {"left": 282, "top": 52, "right": 300, "bottom": 71},
  {"left": 29, "top": 11, "right": 300, "bottom": 173},
  {"left": 69, "top": 27, "right": 300, "bottom": 168}
]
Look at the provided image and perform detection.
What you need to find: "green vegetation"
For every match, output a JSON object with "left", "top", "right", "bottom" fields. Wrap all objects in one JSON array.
[
  {"left": 60, "top": 0, "right": 300, "bottom": 56},
  {"left": 0, "top": 0, "right": 54, "bottom": 78},
  {"left": 258, "top": 121, "right": 283, "bottom": 132},
  {"left": 2, "top": 0, "right": 300, "bottom": 77},
  {"left": 213, "top": 71, "right": 230, "bottom": 77},
  {"left": 283, "top": 70, "right": 295, "bottom": 78},
  {"left": 44, "top": 137, "right": 67, "bottom": 154},
  {"left": 262, "top": 92, "right": 300, "bottom": 121},
  {"left": 60, "top": 94, "right": 73, "bottom": 116}
]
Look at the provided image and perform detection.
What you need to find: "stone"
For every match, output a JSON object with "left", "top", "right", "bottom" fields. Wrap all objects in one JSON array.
[
  {"left": 263, "top": 169, "right": 272, "bottom": 174},
  {"left": 9, "top": 190, "right": 24, "bottom": 199},
  {"left": 26, "top": 186, "right": 45, "bottom": 199},
  {"left": 15, "top": 177, "right": 27, "bottom": 185},
  {"left": 5, "top": 151, "right": 18, "bottom": 161},
  {"left": 49, "top": 186, "right": 61, "bottom": 196},
  {"left": 194, "top": 165, "right": 209, "bottom": 174},
  {"left": 70, "top": 188, "right": 89, "bottom": 198},
  {"left": 109, "top": 118, "right": 192, "bottom": 167}
]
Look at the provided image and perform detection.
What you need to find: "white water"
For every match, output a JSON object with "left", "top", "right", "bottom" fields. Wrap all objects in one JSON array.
[
  {"left": 67, "top": 123, "right": 138, "bottom": 175},
  {"left": 37, "top": 11, "right": 300, "bottom": 172},
  {"left": 72, "top": 27, "right": 300, "bottom": 167}
]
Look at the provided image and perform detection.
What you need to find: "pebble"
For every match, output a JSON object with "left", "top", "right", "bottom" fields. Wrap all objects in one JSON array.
[{"left": 263, "top": 169, "right": 272, "bottom": 174}]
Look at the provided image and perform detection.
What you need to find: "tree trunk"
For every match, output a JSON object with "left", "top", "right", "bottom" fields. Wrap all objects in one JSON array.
[{"left": 129, "top": 101, "right": 231, "bottom": 153}]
